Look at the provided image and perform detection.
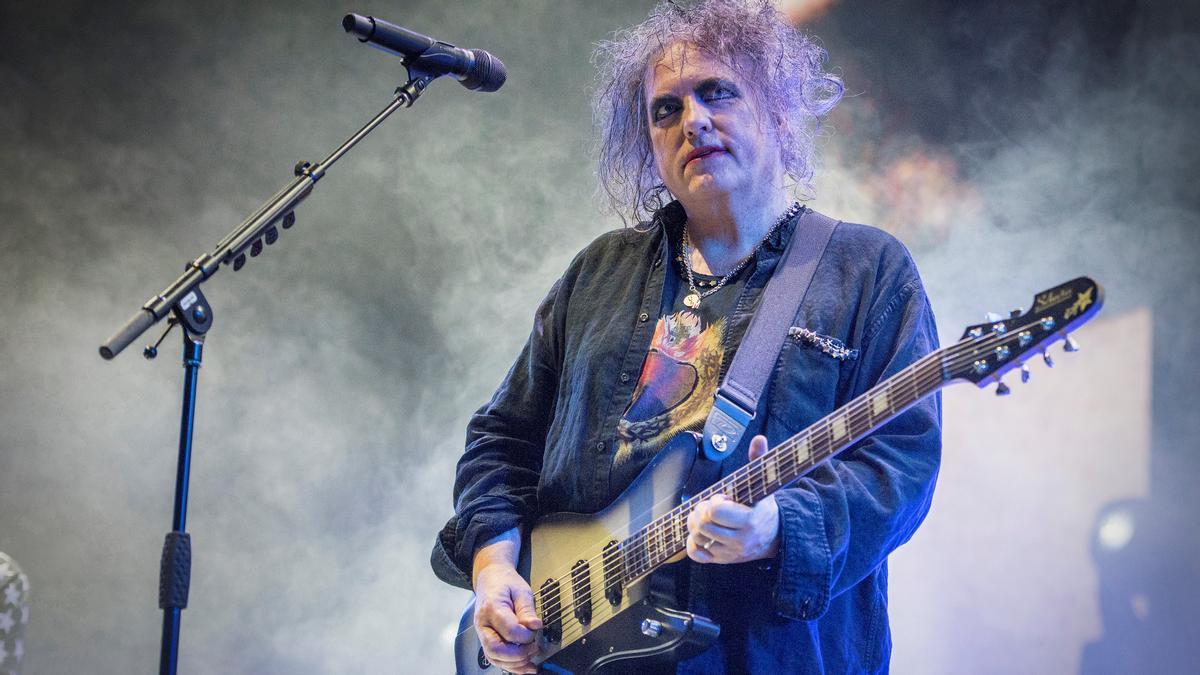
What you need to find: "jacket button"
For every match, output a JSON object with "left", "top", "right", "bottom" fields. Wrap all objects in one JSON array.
[
  {"left": 639, "top": 312, "right": 649, "bottom": 322},
  {"left": 620, "top": 372, "right": 630, "bottom": 383},
  {"left": 596, "top": 441, "right": 605, "bottom": 451}
]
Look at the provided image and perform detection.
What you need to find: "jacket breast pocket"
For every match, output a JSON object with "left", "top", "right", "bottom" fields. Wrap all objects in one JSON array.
[{"left": 766, "top": 327, "right": 856, "bottom": 433}]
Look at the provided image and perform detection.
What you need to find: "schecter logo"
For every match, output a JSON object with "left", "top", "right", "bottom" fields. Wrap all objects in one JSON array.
[
  {"left": 1034, "top": 288, "right": 1074, "bottom": 313},
  {"left": 1064, "top": 287, "right": 1095, "bottom": 319}
]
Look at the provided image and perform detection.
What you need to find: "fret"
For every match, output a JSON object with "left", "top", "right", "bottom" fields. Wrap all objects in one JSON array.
[
  {"left": 751, "top": 464, "right": 767, "bottom": 502},
  {"left": 816, "top": 422, "right": 833, "bottom": 460},
  {"left": 870, "top": 389, "right": 890, "bottom": 425},
  {"left": 732, "top": 474, "right": 749, "bottom": 504},
  {"left": 790, "top": 436, "right": 808, "bottom": 469},
  {"left": 740, "top": 470, "right": 754, "bottom": 504},
  {"left": 830, "top": 412, "right": 848, "bottom": 443},
  {"left": 764, "top": 454, "right": 779, "bottom": 487}
]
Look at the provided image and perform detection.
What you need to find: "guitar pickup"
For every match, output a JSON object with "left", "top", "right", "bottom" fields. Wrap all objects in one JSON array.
[
  {"left": 603, "top": 540, "right": 623, "bottom": 606},
  {"left": 539, "top": 577, "right": 562, "bottom": 644},
  {"left": 571, "top": 560, "right": 593, "bottom": 625}
]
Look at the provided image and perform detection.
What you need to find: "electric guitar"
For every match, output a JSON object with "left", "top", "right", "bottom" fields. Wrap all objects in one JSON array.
[{"left": 454, "top": 277, "right": 1103, "bottom": 674}]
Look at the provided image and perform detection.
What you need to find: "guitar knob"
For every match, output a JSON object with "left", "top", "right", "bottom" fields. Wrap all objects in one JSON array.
[
  {"left": 995, "top": 381, "right": 1011, "bottom": 397},
  {"left": 1020, "top": 364, "right": 1031, "bottom": 383},
  {"left": 1064, "top": 335, "right": 1080, "bottom": 352},
  {"left": 1042, "top": 350, "right": 1054, "bottom": 368},
  {"left": 1010, "top": 308, "right": 1023, "bottom": 318},
  {"left": 641, "top": 618, "right": 663, "bottom": 638}
]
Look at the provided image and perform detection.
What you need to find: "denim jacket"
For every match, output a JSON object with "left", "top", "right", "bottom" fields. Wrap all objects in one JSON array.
[{"left": 432, "top": 202, "right": 942, "bottom": 673}]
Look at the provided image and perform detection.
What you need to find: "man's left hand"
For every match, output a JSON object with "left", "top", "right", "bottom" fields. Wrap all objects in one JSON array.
[{"left": 686, "top": 434, "right": 780, "bottom": 564}]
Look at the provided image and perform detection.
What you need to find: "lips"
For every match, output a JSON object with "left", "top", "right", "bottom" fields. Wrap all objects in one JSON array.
[{"left": 685, "top": 145, "right": 726, "bottom": 166}]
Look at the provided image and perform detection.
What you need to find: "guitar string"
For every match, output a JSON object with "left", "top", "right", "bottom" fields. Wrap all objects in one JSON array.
[
  {"left": 617, "top": 320, "right": 1039, "bottom": 581},
  {"left": 556, "top": 315, "right": 1077, "bottom": 637},
  {"left": 519, "top": 322, "right": 1038, "bottom": 636},
  {"left": 456, "top": 315, "right": 1068, "bottom": 646},
  {"left": 536, "top": 359, "right": 941, "bottom": 640},
  {"left": 455, "top": 322, "right": 1042, "bottom": 649},
  {"left": 521, "top": 323, "right": 1023, "bottom": 636}
]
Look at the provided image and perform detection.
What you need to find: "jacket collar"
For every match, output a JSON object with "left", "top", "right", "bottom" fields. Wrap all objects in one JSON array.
[{"left": 652, "top": 199, "right": 806, "bottom": 258}]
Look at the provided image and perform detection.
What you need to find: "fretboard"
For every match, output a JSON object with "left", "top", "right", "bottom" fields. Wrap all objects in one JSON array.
[{"left": 618, "top": 345, "right": 950, "bottom": 583}]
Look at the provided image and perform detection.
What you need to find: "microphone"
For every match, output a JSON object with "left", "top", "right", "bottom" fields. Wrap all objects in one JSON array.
[{"left": 342, "top": 14, "right": 506, "bottom": 92}]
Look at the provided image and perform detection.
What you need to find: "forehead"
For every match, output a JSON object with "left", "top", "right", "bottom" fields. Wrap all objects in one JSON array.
[{"left": 643, "top": 42, "right": 746, "bottom": 95}]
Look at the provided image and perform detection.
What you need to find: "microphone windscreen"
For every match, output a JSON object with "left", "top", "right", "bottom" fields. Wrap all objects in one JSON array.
[{"left": 464, "top": 48, "right": 507, "bottom": 92}]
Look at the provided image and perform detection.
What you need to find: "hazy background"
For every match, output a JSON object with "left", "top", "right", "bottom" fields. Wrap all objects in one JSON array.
[{"left": 0, "top": 0, "right": 1196, "bottom": 672}]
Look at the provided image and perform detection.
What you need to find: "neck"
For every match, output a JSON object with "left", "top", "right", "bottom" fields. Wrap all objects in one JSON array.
[{"left": 681, "top": 189, "right": 792, "bottom": 275}]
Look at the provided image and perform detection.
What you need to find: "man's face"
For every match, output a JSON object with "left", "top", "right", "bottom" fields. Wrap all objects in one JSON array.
[{"left": 643, "top": 42, "right": 783, "bottom": 205}]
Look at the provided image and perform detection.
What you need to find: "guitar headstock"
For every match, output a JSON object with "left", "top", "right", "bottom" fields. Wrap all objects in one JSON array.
[{"left": 946, "top": 277, "right": 1104, "bottom": 392}]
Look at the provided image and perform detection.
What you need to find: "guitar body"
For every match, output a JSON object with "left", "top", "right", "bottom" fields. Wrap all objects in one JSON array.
[{"left": 455, "top": 433, "right": 720, "bottom": 674}]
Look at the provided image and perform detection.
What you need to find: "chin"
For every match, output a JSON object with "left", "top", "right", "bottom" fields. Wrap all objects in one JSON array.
[{"left": 681, "top": 173, "right": 739, "bottom": 200}]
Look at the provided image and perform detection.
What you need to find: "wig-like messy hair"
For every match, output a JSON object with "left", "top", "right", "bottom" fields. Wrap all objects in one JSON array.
[{"left": 592, "top": 0, "right": 843, "bottom": 224}]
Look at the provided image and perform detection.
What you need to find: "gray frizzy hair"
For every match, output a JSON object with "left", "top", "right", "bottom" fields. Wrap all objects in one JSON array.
[{"left": 591, "top": 0, "right": 843, "bottom": 225}]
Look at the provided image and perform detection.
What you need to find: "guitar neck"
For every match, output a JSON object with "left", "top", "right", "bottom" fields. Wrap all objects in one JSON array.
[{"left": 619, "top": 345, "right": 951, "bottom": 583}]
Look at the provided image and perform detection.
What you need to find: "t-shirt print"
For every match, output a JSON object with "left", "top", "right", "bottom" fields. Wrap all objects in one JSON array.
[{"left": 614, "top": 309, "right": 726, "bottom": 468}]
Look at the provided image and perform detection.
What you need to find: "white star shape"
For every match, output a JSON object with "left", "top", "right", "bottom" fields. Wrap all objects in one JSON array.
[
  {"left": 0, "top": 609, "right": 14, "bottom": 632},
  {"left": 1, "top": 585, "right": 17, "bottom": 607}
]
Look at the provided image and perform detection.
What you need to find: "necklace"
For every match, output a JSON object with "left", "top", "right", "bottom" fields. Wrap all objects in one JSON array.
[{"left": 680, "top": 201, "right": 802, "bottom": 309}]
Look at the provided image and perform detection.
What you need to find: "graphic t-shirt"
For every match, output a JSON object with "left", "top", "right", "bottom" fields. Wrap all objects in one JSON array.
[{"left": 611, "top": 255, "right": 749, "bottom": 493}]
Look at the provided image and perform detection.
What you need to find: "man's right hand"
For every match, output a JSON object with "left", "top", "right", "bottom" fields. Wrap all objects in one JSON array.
[{"left": 472, "top": 527, "right": 542, "bottom": 674}]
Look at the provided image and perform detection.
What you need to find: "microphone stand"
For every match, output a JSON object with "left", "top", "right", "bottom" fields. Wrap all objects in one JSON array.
[{"left": 100, "top": 67, "right": 439, "bottom": 675}]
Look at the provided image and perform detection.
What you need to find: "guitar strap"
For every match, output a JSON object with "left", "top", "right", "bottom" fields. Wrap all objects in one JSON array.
[{"left": 700, "top": 207, "right": 840, "bottom": 461}]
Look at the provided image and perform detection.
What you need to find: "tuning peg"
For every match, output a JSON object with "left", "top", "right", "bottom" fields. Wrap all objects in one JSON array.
[
  {"left": 1042, "top": 350, "right": 1054, "bottom": 368},
  {"left": 1064, "top": 335, "right": 1080, "bottom": 352},
  {"left": 1010, "top": 308, "right": 1023, "bottom": 318},
  {"left": 233, "top": 253, "right": 247, "bottom": 271},
  {"left": 265, "top": 224, "right": 279, "bottom": 245},
  {"left": 1021, "top": 364, "right": 1031, "bottom": 383},
  {"left": 995, "top": 381, "right": 1011, "bottom": 396}
]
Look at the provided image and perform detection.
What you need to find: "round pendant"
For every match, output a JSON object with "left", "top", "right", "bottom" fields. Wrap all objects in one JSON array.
[{"left": 683, "top": 293, "right": 701, "bottom": 309}]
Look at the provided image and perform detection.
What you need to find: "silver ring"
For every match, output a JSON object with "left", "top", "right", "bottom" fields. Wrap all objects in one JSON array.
[{"left": 700, "top": 536, "right": 714, "bottom": 550}]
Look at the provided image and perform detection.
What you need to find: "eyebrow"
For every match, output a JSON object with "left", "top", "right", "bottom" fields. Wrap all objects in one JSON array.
[{"left": 649, "top": 77, "right": 740, "bottom": 110}]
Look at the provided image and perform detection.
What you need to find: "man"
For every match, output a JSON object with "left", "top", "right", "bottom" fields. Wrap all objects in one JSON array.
[{"left": 432, "top": 1, "right": 941, "bottom": 672}]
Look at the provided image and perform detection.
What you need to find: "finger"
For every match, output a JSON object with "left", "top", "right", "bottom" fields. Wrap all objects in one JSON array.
[
  {"left": 488, "top": 654, "right": 537, "bottom": 675},
  {"left": 511, "top": 586, "right": 543, "bottom": 630},
  {"left": 686, "top": 531, "right": 716, "bottom": 563},
  {"left": 708, "top": 495, "right": 753, "bottom": 528},
  {"left": 481, "top": 603, "right": 536, "bottom": 645},
  {"left": 695, "top": 520, "right": 739, "bottom": 543},
  {"left": 479, "top": 625, "right": 539, "bottom": 662},
  {"left": 747, "top": 434, "right": 769, "bottom": 461}
]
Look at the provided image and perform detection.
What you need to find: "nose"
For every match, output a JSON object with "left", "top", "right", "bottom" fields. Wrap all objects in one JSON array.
[{"left": 681, "top": 96, "right": 712, "bottom": 139}]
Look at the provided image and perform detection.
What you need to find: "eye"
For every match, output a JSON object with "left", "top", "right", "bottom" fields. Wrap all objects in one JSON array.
[
  {"left": 703, "top": 84, "right": 738, "bottom": 102},
  {"left": 652, "top": 100, "right": 680, "bottom": 122}
]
